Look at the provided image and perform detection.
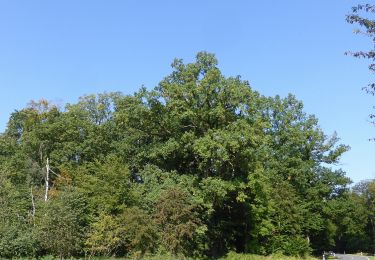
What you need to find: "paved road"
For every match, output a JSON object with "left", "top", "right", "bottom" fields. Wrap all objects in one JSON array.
[{"left": 335, "top": 254, "right": 370, "bottom": 260}]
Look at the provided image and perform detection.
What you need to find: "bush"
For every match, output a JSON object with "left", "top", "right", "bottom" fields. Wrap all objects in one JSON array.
[
  {"left": 270, "top": 235, "right": 311, "bottom": 257},
  {"left": 154, "top": 188, "right": 205, "bottom": 257},
  {"left": 34, "top": 190, "right": 87, "bottom": 258},
  {"left": 86, "top": 207, "right": 158, "bottom": 257},
  {"left": 0, "top": 223, "right": 38, "bottom": 258}
]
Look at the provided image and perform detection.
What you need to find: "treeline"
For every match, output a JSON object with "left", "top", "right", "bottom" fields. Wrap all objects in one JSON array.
[{"left": 0, "top": 52, "right": 374, "bottom": 258}]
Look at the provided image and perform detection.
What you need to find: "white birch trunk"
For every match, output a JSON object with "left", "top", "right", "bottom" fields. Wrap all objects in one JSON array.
[{"left": 44, "top": 158, "right": 50, "bottom": 202}]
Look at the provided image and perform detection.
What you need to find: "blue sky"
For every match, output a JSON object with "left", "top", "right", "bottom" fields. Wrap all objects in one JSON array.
[{"left": 0, "top": 1, "right": 373, "bottom": 183}]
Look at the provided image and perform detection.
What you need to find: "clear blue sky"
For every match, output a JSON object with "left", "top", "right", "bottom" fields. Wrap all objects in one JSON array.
[{"left": 0, "top": 1, "right": 373, "bottom": 183}]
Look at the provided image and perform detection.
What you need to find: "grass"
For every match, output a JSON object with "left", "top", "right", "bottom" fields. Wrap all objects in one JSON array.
[
  {"left": 222, "top": 252, "right": 318, "bottom": 260},
  {"left": 16, "top": 252, "right": 320, "bottom": 260},
  {"left": 360, "top": 254, "right": 375, "bottom": 260}
]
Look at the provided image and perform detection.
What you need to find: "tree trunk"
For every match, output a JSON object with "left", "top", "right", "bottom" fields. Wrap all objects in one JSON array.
[{"left": 44, "top": 158, "right": 50, "bottom": 202}]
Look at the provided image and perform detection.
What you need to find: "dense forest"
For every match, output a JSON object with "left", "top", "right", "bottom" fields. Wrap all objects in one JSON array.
[{"left": 0, "top": 52, "right": 374, "bottom": 258}]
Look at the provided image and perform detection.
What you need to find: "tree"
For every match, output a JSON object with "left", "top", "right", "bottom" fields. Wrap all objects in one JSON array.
[
  {"left": 349, "top": 180, "right": 375, "bottom": 252},
  {"left": 113, "top": 52, "right": 352, "bottom": 256},
  {"left": 113, "top": 52, "right": 270, "bottom": 256},
  {"left": 346, "top": 4, "right": 375, "bottom": 123}
]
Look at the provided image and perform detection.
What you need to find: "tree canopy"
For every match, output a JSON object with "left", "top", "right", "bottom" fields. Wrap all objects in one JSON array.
[{"left": 0, "top": 52, "right": 371, "bottom": 258}]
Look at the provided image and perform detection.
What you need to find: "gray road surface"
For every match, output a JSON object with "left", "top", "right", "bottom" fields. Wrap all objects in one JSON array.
[{"left": 335, "top": 254, "right": 370, "bottom": 260}]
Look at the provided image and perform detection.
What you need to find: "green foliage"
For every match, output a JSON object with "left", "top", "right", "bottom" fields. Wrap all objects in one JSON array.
[
  {"left": 0, "top": 52, "right": 358, "bottom": 258},
  {"left": 34, "top": 189, "right": 87, "bottom": 258},
  {"left": 154, "top": 188, "right": 205, "bottom": 256},
  {"left": 70, "top": 155, "right": 135, "bottom": 215},
  {"left": 346, "top": 4, "right": 375, "bottom": 92},
  {"left": 270, "top": 235, "right": 311, "bottom": 256},
  {"left": 224, "top": 251, "right": 317, "bottom": 260},
  {"left": 0, "top": 172, "right": 37, "bottom": 258},
  {"left": 86, "top": 207, "right": 158, "bottom": 257},
  {"left": 0, "top": 220, "right": 37, "bottom": 258},
  {"left": 346, "top": 4, "right": 375, "bottom": 124}
]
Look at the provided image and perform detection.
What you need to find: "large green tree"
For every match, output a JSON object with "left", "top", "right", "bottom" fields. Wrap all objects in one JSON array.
[{"left": 112, "top": 52, "right": 351, "bottom": 256}]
